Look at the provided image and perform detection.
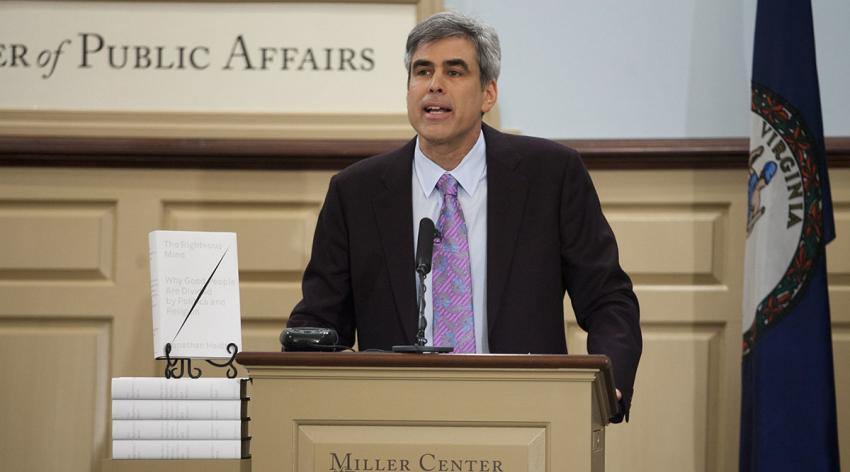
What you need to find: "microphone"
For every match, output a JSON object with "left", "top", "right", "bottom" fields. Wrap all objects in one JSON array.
[
  {"left": 392, "top": 218, "right": 452, "bottom": 353},
  {"left": 415, "top": 218, "right": 436, "bottom": 275}
]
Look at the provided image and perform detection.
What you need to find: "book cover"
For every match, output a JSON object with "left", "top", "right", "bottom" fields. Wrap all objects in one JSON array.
[
  {"left": 111, "top": 419, "right": 249, "bottom": 440},
  {"left": 149, "top": 230, "right": 242, "bottom": 359},
  {"left": 112, "top": 438, "right": 250, "bottom": 459},
  {"left": 111, "top": 377, "right": 248, "bottom": 400},
  {"left": 112, "top": 399, "right": 248, "bottom": 420}
]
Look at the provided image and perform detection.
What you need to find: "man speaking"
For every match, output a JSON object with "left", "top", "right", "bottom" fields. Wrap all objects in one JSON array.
[{"left": 287, "top": 11, "right": 641, "bottom": 421}]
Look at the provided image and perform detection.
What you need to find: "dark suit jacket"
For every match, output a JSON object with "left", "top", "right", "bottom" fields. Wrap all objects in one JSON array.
[{"left": 288, "top": 124, "right": 642, "bottom": 419}]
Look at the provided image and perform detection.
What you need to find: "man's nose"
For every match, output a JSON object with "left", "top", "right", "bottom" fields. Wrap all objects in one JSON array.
[{"left": 428, "top": 72, "right": 444, "bottom": 93}]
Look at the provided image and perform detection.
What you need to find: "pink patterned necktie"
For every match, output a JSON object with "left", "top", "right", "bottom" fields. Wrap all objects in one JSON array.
[{"left": 432, "top": 174, "right": 475, "bottom": 353}]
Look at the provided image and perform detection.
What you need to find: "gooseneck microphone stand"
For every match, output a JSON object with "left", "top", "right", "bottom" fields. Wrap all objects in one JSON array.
[
  {"left": 415, "top": 267, "right": 429, "bottom": 347},
  {"left": 393, "top": 218, "right": 453, "bottom": 353}
]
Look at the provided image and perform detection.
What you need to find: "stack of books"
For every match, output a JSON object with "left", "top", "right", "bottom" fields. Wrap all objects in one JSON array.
[{"left": 111, "top": 377, "right": 250, "bottom": 459}]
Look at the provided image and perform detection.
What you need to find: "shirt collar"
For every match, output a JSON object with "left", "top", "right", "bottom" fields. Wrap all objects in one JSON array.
[{"left": 414, "top": 130, "right": 487, "bottom": 198}]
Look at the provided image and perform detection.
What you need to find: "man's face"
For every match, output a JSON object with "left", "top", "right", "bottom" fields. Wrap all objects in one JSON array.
[{"left": 406, "top": 37, "right": 497, "bottom": 154}]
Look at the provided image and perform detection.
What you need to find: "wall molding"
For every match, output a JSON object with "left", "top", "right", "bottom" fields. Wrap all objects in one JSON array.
[{"left": 0, "top": 136, "right": 848, "bottom": 170}]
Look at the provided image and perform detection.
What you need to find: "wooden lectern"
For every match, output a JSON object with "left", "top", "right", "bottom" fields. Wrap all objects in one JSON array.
[{"left": 235, "top": 352, "right": 617, "bottom": 472}]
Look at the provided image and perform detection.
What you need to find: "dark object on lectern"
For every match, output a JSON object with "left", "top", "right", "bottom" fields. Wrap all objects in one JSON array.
[{"left": 280, "top": 327, "right": 340, "bottom": 351}]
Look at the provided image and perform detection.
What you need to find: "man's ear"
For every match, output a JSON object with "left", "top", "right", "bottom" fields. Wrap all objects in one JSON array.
[{"left": 481, "top": 80, "right": 498, "bottom": 114}]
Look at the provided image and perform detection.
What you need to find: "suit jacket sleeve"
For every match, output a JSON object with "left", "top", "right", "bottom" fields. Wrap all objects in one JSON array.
[
  {"left": 559, "top": 155, "right": 642, "bottom": 422},
  {"left": 287, "top": 175, "right": 357, "bottom": 347}
]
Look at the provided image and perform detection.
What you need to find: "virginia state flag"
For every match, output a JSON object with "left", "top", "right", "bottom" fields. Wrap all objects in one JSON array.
[{"left": 740, "top": 0, "right": 839, "bottom": 470}]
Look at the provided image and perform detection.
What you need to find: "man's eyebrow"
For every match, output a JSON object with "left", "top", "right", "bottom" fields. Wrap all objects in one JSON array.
[
  {"left": 412, "top": 59, "right": 434, "bottom": 69},
  {"left": 444, "top": 59, "right": 470, "bottom": 70}
]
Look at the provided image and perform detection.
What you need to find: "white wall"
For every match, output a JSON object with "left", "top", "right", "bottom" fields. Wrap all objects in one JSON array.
[{"left": 444, "top": 0, "right": 850, "bottom": 139}]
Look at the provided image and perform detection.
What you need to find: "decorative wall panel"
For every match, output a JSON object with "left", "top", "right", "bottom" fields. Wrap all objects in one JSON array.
[
  {"left": 605, "top": 204, "right": 727, "bottom": 285},
  {"left": 0, "top": 318, "right": 110, "bottom": 472},
  {"left": 832, "top": 324, "right": 850, "bottom": 471},
  {"left": 0, "top": 201, "right": 115, "bottom": 281}
]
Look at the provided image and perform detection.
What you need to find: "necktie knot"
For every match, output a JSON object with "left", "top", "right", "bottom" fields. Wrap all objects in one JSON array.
[{"left": 437, "top": 174, "right": 459, "bottom": 197}]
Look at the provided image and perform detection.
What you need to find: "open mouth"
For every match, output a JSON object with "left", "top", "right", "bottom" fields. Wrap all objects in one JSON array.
[{"left": 424, "top": 106, "right": 452, "bottom": 115}]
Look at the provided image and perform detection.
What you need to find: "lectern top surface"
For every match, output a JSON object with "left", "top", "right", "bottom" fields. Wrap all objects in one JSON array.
[{"left": 236, "top": 351, "right": 610, "bottom": 370}]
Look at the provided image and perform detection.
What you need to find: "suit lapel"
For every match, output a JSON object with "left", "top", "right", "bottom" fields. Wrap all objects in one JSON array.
[
  {"left": 373, "top": 140, "right": 417, "bottom": 344},
  {"left": 484, "top": 124, "right": 529, "bottom": 337}
]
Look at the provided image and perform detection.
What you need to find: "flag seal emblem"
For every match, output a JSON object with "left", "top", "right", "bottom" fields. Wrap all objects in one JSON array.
[{"left": 742, "top": 82, "right": 823, "bottom": 355}]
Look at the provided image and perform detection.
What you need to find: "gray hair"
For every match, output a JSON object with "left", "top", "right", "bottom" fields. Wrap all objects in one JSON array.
[{"left": 405, "top": 11, "right": 501, "bottom": 88}]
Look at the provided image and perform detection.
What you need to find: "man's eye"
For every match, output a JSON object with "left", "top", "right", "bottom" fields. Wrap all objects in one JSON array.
[
  {"left": 415, "top": 69, "right": 431, "bottom": 76},
  {"left": 447, "top": 70, "right": 463, "bottom": 77}
]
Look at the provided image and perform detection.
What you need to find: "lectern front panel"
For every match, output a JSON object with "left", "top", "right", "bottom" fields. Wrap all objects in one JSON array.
[
  {"left": 298, "top": 425, "right": 545, "bottom": 472},
  {"left": 237, "top": 353, "right": 614, "bottom": 472},
  {"left": 249, "top": 370, "right": 600, "bottom": 470}
]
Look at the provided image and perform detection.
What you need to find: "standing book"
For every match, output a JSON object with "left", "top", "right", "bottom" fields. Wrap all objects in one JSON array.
[{"left": 149, "top": 230, "right": 242, "bottom": 359}]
